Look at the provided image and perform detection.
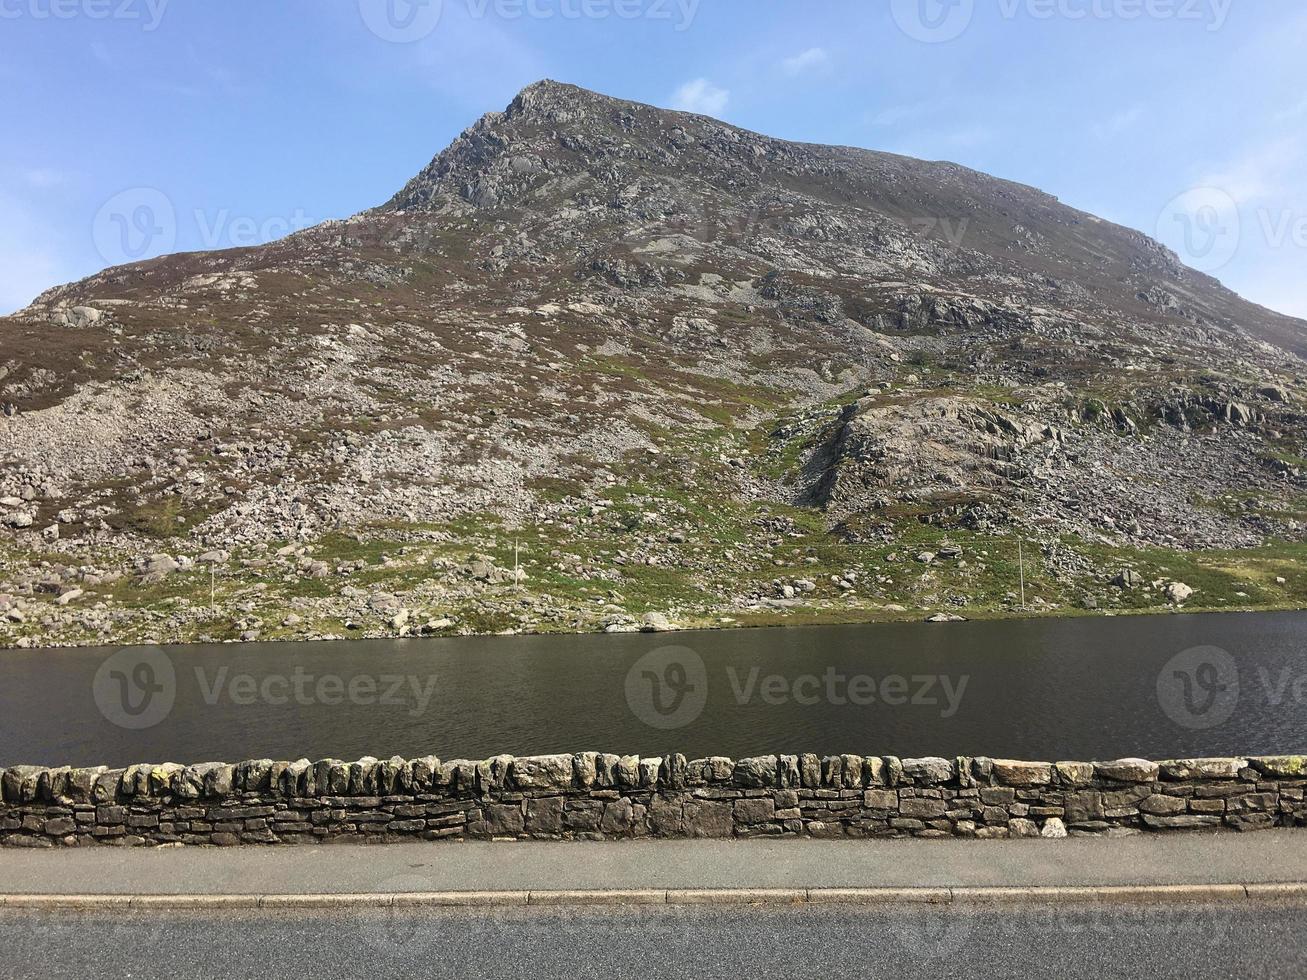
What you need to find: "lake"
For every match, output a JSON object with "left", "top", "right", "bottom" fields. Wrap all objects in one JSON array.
[{"left": 1, "top": 611, "right": 1305, "bottom": 767}]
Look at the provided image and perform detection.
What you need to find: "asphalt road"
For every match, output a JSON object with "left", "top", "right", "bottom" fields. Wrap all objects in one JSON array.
[{"left": 2, "top": 902, "right": 1305, "bottom": 979}]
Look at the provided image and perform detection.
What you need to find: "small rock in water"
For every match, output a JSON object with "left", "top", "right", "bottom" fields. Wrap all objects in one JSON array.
[{"left": 640, "top": 611, "right": 674, "bottom": 632}]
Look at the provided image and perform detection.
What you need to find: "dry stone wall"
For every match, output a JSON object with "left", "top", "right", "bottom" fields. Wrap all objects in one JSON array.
[{"left": 2, "top": 753, "right": 1305, "bottom": 847}]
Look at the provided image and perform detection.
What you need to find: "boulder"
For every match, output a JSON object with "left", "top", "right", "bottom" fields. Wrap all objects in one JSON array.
[
  {"left": 1164, "top": 582, "right": 1194, "bottom": 604},
  {"left": 140, "top": 554, "right": 180, "bottom": 578},
  {"left": 1224, "top": 402, "right": 1255, "bottom": 426},
  {"left": 640, "top": 611, "right": 674, "bottom": 632},
  {"left": 62, "top": 305, "right": 104, "bottom": 328},
  {"left": 464, "top": 556, "right": 504, "bottom": 582}
]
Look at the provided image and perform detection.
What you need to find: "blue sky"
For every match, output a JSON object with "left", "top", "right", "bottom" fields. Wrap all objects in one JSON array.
[{"left": 2, "top": 0, "right": 1304, "bottom": 319}]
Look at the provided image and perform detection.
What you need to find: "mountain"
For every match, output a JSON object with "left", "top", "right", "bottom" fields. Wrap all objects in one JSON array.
[{"left": 3, "top": 79, "right": 1307, "bottom": 648}]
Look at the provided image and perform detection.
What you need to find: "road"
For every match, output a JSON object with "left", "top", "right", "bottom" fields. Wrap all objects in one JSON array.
[
  {"left": 3, "top": 833, "right": 1305, "bottom": 977},
  {"left": 2, "top": 901, "right": 1305, "bottom": 979}
]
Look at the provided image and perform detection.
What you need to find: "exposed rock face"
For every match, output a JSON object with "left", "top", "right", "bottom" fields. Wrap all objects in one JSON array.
[
  {"left": 2, "top": 79, "right": 1307, "bottom": 645},
  {"left": 815, "top": 396, "right": 1060, "bottom": 518}
]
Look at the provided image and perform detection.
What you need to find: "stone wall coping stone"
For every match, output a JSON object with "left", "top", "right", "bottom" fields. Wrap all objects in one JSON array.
[{"left": 3, "top": 754, "right": 1305, "bottom": 803}]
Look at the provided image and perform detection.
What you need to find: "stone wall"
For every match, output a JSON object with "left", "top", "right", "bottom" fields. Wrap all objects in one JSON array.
[{"left": 2, "top": 753, "right": 1304, "bottom": 847}]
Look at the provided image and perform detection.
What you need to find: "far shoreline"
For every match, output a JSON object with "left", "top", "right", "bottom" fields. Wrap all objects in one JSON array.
[{"left": 6, "top": 602, "right": 1307, "bottom": 656}]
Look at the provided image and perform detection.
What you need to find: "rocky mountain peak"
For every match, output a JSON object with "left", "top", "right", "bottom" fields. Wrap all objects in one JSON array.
[
  {"left": 378, "top": 79, "right": 621, "bottom": 213},
  {"left": 504, "top": 77, "right": 600, "bottom": 117},
  {"left": 3, "top": 81, "right": 1307, "bottom": 649}
]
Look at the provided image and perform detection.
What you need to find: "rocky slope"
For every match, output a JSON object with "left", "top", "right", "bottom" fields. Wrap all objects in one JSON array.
[{"left": 3, "top": 80, "right": 1307, "bottom": 647}]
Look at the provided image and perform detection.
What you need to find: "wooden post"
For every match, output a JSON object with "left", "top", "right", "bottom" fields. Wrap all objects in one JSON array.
[{"left": 1018, "top": 539, "right": 1027, "bottom": 612}]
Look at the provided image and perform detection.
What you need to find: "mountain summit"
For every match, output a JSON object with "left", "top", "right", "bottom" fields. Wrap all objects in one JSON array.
[{"left": 3, "top": 80, "right": 1306, "bottom": 646}]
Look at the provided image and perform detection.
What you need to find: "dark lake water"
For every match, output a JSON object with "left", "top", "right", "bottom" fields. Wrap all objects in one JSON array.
[{"left": 2, "top": 612, "right": 1305, "bottom": 768}]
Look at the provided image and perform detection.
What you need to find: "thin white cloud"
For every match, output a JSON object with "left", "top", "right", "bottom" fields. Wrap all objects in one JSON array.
[
  {"left": 671, "top": 78, "right": 730, "bottom": 117},
  {"left": 23, "top": 169, "right": 66, "bottom": 189},
  {"left": 1273, "top": 96, "right": 1307, "bottom": 123},
  {"left": 867, "top": 102, "right": 932, "bottom": 127},
  {"left": 1090, "top": 105, "right": 1145, "bottom": 140},
  {"left": 781, "top": 47, "right": 828, "bottom": 76},
  {"left": 90, "top": 40, "right": 113, "bottom": 69},
  {"left": 184, "top": 43, "right": 245, "bottom": 96},
  {"left": 1197, "top": 136, "right": 1304, "bottom": 205},
  {"left": 331, "top": 0, "right": 549, "bottom": 117}
]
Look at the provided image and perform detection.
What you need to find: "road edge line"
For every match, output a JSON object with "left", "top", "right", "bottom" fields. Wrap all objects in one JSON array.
[{"left": 2, "top": 883, "right": 1305, "bottom": 910}]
